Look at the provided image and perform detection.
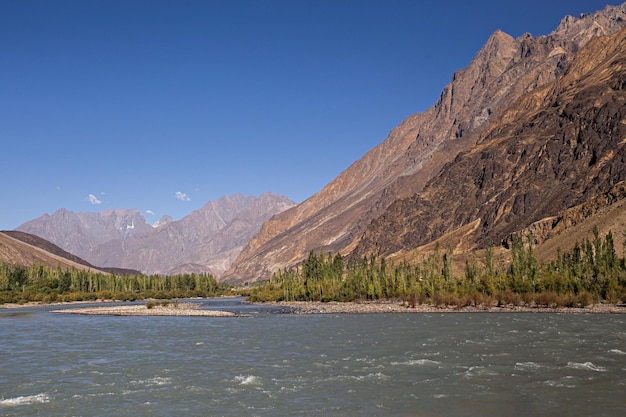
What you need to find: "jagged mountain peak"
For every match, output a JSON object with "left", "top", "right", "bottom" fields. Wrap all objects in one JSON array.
[
  {"left": 17, "top": 208, "right": 151, "bottom": 254},
  {"left": 223, "top": 2, "right": 626, "bottom": 283},
  {"left": 353, "top": 24, "right": 626, "bottom": 261},
  {"left": 554, "top": 2, "right": 626, "bottom": 43},
  {"left": 17, "top": 193, "right": 295, "bottom": 277},
  {"left": 477, "top": 29, "right": 517, "bottom": 60},
  {"left": 153, "top": 215, "right": 174, "bottom": 228}
]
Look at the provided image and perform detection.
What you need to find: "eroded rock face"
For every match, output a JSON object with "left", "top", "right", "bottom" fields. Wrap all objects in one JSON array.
[
  {"left": 225, "top": 3, "right": 626, "bottom": 283},
  {"left": 353, "top": 25, "right": 626, "bottom": 259}
]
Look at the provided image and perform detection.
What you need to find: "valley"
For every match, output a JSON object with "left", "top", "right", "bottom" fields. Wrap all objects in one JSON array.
[{"left": 3, "top": 3, "right": 626, "bottom": 310}]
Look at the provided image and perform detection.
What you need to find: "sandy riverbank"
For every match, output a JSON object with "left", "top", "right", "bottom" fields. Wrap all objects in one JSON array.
[
  {"left": 266, "top": 300, "right": 626, "bottom": 314},
  {"left": 50, "top": 303, "right": 237, "bottom": 317},
  {"left": 2, "top": 299, "right": 625, "bottom": 315}
]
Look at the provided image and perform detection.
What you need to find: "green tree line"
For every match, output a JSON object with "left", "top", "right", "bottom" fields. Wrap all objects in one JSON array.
[
  {"left": 248, "top": 228, "right": 626, "bottom": 308},
  {"left": 0, "top": 264, "right": 229, "bottom": 304}
]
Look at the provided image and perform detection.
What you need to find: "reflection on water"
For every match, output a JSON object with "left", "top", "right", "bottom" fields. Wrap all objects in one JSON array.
[{"left": 0, "top": 311, "right": 36, "bottom": 318}]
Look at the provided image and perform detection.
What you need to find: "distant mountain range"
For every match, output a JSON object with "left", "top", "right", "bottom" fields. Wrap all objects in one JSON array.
[
  {"left": 8, "top": 3, "right": 626, "bottom": 285},
  {"left": 16, "top": 193, "right": 295, "bottom": 276}
]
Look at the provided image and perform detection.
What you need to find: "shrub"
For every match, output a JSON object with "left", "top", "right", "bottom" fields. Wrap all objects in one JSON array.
[
  {"left": 497, "top": 291, "right": 521, "bottom": 307},
  {"left": 535, "top": 291, "right": 558, "bottom": 308},
  {"left": 577, "top": 291, "right": 593, "bottom": 307},
  {"left": 405, "top": 294, "right": 417, "bottom": 308},
  {"left": 96, "top": 291, "right": 113, "bottom": 301},
  {"left": 42, "top": 293, "right": 58, "bottom": 304}
]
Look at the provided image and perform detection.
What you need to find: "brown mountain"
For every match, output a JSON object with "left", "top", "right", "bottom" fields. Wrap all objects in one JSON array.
[
  {"left": 0, "top": 230, "right": 105, "bottom": 273},
  {"left": 224, "top": 3, "right": 626, "bottom": 282},
  {"left": 17, "top": 193, "right": 294, "bottom": 276},
  {"left": 354, "top": 25, "right": 626, "bottom": 260}
]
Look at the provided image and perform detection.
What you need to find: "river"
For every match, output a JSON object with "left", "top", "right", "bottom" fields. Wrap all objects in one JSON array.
[{"left": 1, "top": 298, "right": 625, "bottom": 416}]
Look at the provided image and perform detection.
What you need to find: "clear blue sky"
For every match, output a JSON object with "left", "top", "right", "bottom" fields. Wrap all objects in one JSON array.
[{"left": 0, "top": 0, "right": 617, "bottom": 229}]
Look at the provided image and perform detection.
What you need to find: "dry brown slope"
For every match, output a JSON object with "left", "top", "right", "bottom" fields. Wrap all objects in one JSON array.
[
  {"left": 530, "top": 187, "right": 626, "bottom": 262},
  {"left": 225, "top": 3, "right": 626, "bottom": 282},
  {"left": 0, "top": 231, "right": 106, "bottom": 272}
]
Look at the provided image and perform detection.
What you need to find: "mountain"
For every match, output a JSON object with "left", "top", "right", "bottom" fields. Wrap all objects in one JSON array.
[
  {"left": 152, "top": 215, "right": 174, "bottom": 228},
  {"left": 17, "top": 208, "right": 152, "bottom": 258},
  {"left": 354, "top": 24, "right": 626, "bottom": 260},
  {"left": 0, "top": 230, "right": 106, "bottom": 273},
  {"left": 224, "top": 3, "right": 626, "bottom": 282},
  {"left": 17, "top": 193, "right": 295, "bottom": 276}
]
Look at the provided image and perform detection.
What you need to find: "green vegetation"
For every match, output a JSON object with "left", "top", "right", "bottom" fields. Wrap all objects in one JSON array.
[
  {"left": 0, "top": 264, "right": 228, "bottom": 305},
  {"left": 247, "top": 228, "right": 626, "bottom": 308},
  {"left": 3, "top": 228, "right": 625, "bottom": 308}
]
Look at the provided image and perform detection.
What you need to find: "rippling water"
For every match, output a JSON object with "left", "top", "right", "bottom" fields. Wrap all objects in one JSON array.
[{"left": 1, "top": 298, "right": 625, "bottom": 416}]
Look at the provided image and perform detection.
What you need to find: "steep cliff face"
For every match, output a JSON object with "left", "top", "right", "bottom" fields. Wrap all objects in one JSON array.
[
  {"left": 225, "top": 3, "right": 626, "bottom": 282},
  {"left": 353, "top": 25, "right": 626, "bottom": 259}
]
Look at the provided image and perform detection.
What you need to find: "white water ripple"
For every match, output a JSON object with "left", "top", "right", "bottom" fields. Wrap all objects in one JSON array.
[
  {"left": 235, "top": 375, "right": 263, "bottom": 386},
  {"left": 567, "top": 362, "right": 607, "bottom": 372},
  {"left": 129, "top": 377, "right": 172, "bottom": 386},
  {"left": 464, "top": 366, "right": 498, "bottom": 378},
  {"left": 514, "top": 361, "right": 543, "bottom": 371},
  {"left": 392, "top": 359, "right": 441, "bottom": 366},
  {"left": 0, "top": 393, "right": 50, "bottom": 407}
]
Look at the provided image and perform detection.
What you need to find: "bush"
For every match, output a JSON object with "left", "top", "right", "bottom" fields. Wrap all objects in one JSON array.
[
  {"left": 496, "top": 291, "right": 521, "bottom": 307},
  {"left": 535, "top": 291, "right": 558, "bottom": 308},
  {"left": 577, "top": 291, "right": 594, "bottom": 307},
  {"left": 96, "top": 291, "right": 113, "bottom": 301},
  {"left": 42, "top": 293, "right": 58, "bottom": 304}
]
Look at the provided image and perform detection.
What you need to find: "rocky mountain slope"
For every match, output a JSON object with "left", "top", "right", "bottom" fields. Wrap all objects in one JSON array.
[
  {"left": 354, "top": 25, "right": 626, "bottom": 259},
  {"left": 17, "top": 193, "right": 294, "bottom": 276},
  {"left": 225, "top": 3, "right": 626, "bottom": 282}
]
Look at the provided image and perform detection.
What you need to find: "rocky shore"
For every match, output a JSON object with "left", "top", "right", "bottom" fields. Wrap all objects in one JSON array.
[
  {"left": 267, "top": 300, "right": 626, "bottom": 314},
  {"left": 51, "top": 303, "right": 237, "bottom": 317}
]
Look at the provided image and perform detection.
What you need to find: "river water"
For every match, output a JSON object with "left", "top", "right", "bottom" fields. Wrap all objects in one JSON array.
[{"left": 1, "top": 298, "right": 625, "bottom": 416}]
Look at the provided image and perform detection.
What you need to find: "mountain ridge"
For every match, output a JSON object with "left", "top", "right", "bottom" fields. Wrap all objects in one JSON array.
[
  {"left": 224, "top": 2, "right": 626, "bottom": 283},
  {"left": 17, "top": 193, "right": 295, "bottom": 276},
  {"left": 353, "top": 24, "right": 626, "bottom": 260}
]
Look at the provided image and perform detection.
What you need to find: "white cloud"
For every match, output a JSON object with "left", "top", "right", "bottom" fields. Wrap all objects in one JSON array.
[
  {"left": 175, "top": 191, "right": 190, "bottom": 201},
  {"left": 87, "top": 194, "right": 102, "bottom": 205},
  {"left": 146, "top": 210, "right": 155, "bottom": 216}
]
